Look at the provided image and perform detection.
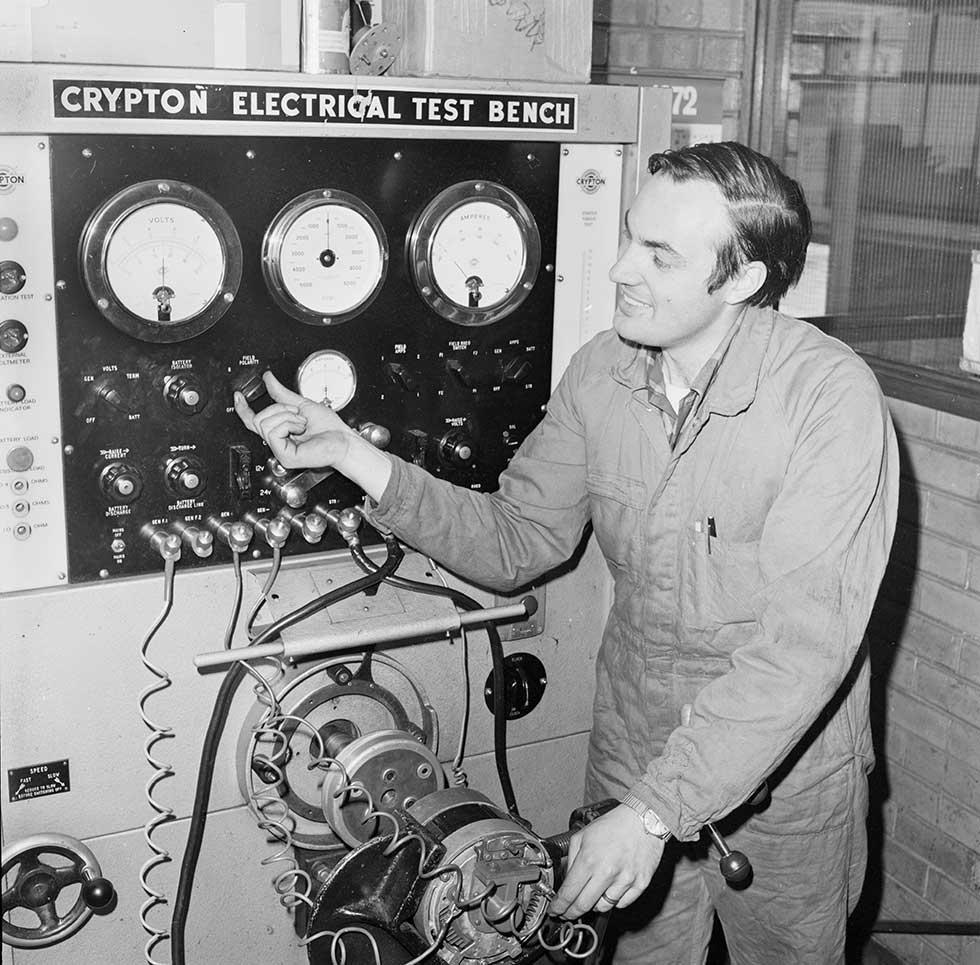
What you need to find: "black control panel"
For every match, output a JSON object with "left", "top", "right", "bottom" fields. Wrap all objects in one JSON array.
[{"left": 49, "top": 135, "right": 558, "bottom": 582}]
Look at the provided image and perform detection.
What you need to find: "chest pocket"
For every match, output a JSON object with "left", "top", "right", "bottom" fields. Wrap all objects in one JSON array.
[
  {"left": 681, "top": 530, "right": 764, "bottom": 630},
  {"left": 585, "top": 469, "right": 647, "bottom": 570}
]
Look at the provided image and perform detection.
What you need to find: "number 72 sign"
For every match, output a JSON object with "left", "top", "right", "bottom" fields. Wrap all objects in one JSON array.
[{"left": 650, "top": 76, "right": 724, "bottom": 149}]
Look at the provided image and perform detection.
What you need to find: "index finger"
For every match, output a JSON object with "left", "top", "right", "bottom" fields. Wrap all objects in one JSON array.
[{"left": 262, "top": 370, "right": 308, "bottom": 406}]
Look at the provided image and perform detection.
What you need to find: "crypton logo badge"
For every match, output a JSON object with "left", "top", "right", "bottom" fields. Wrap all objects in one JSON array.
[
  {"left": 576, "top": 169, "right": 606, "bottom": 194},
  {"left": 0, "top": 166, "right": 26, "bottom": 195}
]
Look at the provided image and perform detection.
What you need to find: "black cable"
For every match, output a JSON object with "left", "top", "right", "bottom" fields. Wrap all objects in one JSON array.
[
  {"left": 171, "top": 536, "right": 404, "bottom": 965},
  {"left": 347, "top": 539, "right": 521, "bottom": 818}
]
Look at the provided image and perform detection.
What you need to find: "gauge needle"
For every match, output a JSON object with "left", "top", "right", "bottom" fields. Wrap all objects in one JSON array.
[
  {"left": 159, "top": 259, "right": 167, "bottom": 284},
  {"left": 436, "top": 244, "right": 470, "bottom": 277}
]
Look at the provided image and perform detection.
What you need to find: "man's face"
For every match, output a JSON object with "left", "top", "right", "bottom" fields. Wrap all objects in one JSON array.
[{"left": 610, "top": 173, "right": 740, "bottom": 353}]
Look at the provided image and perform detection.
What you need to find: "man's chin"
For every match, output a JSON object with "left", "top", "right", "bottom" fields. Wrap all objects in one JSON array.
[{"left": 612, "top": 311, "right": 658, "bottom": 346}]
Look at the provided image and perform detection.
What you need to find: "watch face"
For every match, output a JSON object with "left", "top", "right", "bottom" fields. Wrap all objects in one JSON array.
[{"left": 641, "top": 810, "right": 671, "bottom": 839}]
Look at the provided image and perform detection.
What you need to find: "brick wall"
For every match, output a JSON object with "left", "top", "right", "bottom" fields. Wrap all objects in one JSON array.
[
  {"left": 591, "top": 0, "right": 749, "bottom": 140},
  {"left": 863, "top": 398, "right": 980, "bottom": 964}
]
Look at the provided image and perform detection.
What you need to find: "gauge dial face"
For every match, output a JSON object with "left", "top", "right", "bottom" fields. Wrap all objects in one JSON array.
[
  {"left": 296, "top": 350, "right": 356, "bottom": 411},
  {"left": 408, "top": 181, "right": 541, "bottom": 326},
  {"left": 430, "top": 201, "right": 525, "bottom": 310},
  {"left": 105, "top": 202, "right": 225, "bottom": 323},
  {"left": 79, "top": 181, "right": 242, "bottom": 344},
  {"left": 263, "top": 190, "right": 387, "bottom": 325}
]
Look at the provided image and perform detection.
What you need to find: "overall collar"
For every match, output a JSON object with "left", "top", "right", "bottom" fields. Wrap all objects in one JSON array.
[{"left": 611, "top": 305, "right": 774, "bottom": 418}]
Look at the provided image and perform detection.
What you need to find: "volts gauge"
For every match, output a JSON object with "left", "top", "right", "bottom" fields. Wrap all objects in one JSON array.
[
  {"left": 79, "top": 180, "right": 242, "bottom": 343},
  {"left": 296, "top": 350, "right": 357, "bottom": 411},
  {"left": 262, "top": 189, "right": 387, "bottom": 325},
  {"left": 408, "top": 180, "right": 541, "bottom": 325}
]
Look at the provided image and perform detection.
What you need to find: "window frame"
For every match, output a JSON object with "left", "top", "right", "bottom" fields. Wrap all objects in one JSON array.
[{"left": 747, "top": 0, "right": 980, "bottom": 421}]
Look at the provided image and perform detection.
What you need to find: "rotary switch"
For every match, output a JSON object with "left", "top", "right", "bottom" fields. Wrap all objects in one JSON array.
[
  {"left": 91, "top": 375, "right": 134, "bottom": 416},
  {"left": 99, "top": 461, "right": 143, "bottom": 504},
  {"left": 164, "top": 455, "right": 207, "bottom": 498},
  {"left": 439, "top": 429, "right": 477, "bottom": 469},
  {"left": 163, "top": 373, "right": 207, "bottom": 415}
]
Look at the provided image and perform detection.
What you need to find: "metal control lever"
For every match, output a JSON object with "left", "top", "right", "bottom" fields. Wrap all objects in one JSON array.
[
  {"left": 194, "top": 595, "right": 539, "bottom": 669},
  {"left": 270, "top": 465, "right": 333, "bottom": 509},
  {"left": 703, "top": 822, "right": 752, "bottom": 885}
]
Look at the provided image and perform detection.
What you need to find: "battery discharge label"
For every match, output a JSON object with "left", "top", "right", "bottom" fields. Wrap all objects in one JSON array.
[{"left": 8, "top": 759, "right": 70, "bottom": 802}]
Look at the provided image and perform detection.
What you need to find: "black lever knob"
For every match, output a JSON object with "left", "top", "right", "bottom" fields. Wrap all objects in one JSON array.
[
  {"left": 82, "top": 876, "right": 116, "bottom": 910},
  {"left": 704, "top": 822, "right": 752, "bottom": 885}
]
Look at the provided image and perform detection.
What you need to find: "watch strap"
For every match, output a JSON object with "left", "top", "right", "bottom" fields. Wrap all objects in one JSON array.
[{"left": 621, "top": 792, "right": 673, "bottom": 840}]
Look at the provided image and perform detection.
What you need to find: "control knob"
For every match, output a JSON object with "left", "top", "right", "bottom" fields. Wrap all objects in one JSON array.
[
  {"left": 99, "top": 461, "right": 143, "bottom": 504},
  {"left": 163, "top": 374, "right": 207, "bottom": 415},
  {"left": 164, "top": 455, "right": 207, "bottom": 498},
  {"left": 439, "top": 429, "right": 477, "bottom": 469},
  {"left": 92, "top": 375, "right": 135, "bottom": 415}
]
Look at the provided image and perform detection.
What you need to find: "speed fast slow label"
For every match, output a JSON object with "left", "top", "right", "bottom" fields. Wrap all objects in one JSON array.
[{"left": 53, "top": 80, "right": 577, "bottom": 133}]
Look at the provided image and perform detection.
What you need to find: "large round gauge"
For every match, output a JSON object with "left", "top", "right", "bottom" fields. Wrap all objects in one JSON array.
[
  {"left": 407, "top": 180, "right": 541, "bottom": 326},
  {"left": 262, "top": 189, "right": 387, "bottom": 326},
  {"left": 79, "top": 180, "right": 242, "bottom": 343},
  {"left": 296, "top": 350, "right": 357, "bottom": 410}
]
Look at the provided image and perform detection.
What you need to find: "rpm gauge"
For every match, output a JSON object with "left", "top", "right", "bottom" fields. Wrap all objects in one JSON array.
[
  {"left": 262, "top": 189, "right": 388, "bottom": 326},
  {"left": 408, "top": 180, "right": 541, "bottom": 326},
  {"left": 79, "top": 180, "right": 242, "bottom": 343}
]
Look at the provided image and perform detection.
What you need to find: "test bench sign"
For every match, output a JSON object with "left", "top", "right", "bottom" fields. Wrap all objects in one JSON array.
[{"left": 53, "top": 80, "right": 577, "bottom": 133}]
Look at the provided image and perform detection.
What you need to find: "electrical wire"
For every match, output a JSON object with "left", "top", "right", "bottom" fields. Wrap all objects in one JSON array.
[
  {"left": 171, "top": 534, "right": 404, "bottom": 965},
  {"left": 347, "top": 537, "right": 520, "bottom": 817},
  {"left": 246, "top": 544, "right": 283, "bottom": 639},
  {"left": 137, "top": 556, "right": 177, "bottom": 965},
  {"left": 425, "top": 557, "right": 470, "bottom": 787}
]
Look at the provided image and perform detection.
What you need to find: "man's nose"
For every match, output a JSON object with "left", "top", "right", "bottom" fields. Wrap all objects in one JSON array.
[{"left": 609, "top": 245, "right": 638, "bottom": 285}]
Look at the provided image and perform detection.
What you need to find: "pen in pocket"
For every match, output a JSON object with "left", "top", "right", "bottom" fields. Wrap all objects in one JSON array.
[{"left": 695, "top": 516, "right": 717, "bottom": 554}]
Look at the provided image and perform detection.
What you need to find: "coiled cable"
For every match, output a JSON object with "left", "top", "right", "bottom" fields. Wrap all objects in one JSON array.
[{"left": 138, "top": 555, "right": 178, "bottom": 965}]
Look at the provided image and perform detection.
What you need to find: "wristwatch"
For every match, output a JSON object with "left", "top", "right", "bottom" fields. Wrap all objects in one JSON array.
[{"left": 621, "top": 792, "right": 673, "bottom": 840}]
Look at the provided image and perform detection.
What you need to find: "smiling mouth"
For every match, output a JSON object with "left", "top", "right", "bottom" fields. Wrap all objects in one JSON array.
[{"left": 618, "top": 288, "right": 651, "bottom": 312}]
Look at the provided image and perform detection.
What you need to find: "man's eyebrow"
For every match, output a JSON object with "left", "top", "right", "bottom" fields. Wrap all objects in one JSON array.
[{"left": 623, "top": 209, "right": 684, "bottom": 260}]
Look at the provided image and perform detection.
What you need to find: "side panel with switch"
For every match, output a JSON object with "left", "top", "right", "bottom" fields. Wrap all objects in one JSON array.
[{"left": 0, "top": 138, "right": 69, "bottom": 593}]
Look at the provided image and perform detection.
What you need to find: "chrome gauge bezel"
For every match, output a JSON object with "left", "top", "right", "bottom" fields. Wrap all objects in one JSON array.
[
  {"left": 407, "top": 180, "right": 541, "bottom": 326},
  {"left": 296, "top": 349, "right": 357, "bottom": 411},
  {"left": 261, "top": 188, "right": 389, "bottom": 326},
  {"left": 78, "top": 180, "right": 242, "bottom": 344}
]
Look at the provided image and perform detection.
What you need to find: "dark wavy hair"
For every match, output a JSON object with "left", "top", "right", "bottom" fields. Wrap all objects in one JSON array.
[{"left": 647, "top": 141, "right": 812, "bottom": 308}]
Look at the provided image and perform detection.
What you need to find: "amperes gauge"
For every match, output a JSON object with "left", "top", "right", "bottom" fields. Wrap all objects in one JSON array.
[
  {"left": 262, "top": 189, "right": 387, "bottom": 326},
  {"left": 407, "top": 180, "right": 541, "bottom": 326},
  {"left": 79, "top": 180, "right": 242, "bottom": 343}
]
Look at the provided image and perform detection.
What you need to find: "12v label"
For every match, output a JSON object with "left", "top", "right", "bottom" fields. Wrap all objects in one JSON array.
[{"left": 8, "top": 759, "right": 70, "bottom": 801}]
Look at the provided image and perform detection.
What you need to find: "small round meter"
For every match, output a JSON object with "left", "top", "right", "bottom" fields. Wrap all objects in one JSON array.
[
  {"left": 262, "top": 189, "right": 387, "bottom": 326},
  {"left": 296, "top": 350, "right": 357, "bottom": 411},
  {"left": 407, "top": 181, "right": 541, "bottom": 326},
  {"left": 79, "top": 181, "right": 242, "bottom": 343}
]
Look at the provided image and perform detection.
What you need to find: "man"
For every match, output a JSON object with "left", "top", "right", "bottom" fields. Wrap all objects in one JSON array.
[{"left": 236, "top": 142, "right": 898, "bottom": 964}]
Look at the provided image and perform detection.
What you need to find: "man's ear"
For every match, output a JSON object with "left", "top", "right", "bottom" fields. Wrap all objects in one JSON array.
[{"left": 724, "top": 260, "right": 767, "bottom": 304}]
